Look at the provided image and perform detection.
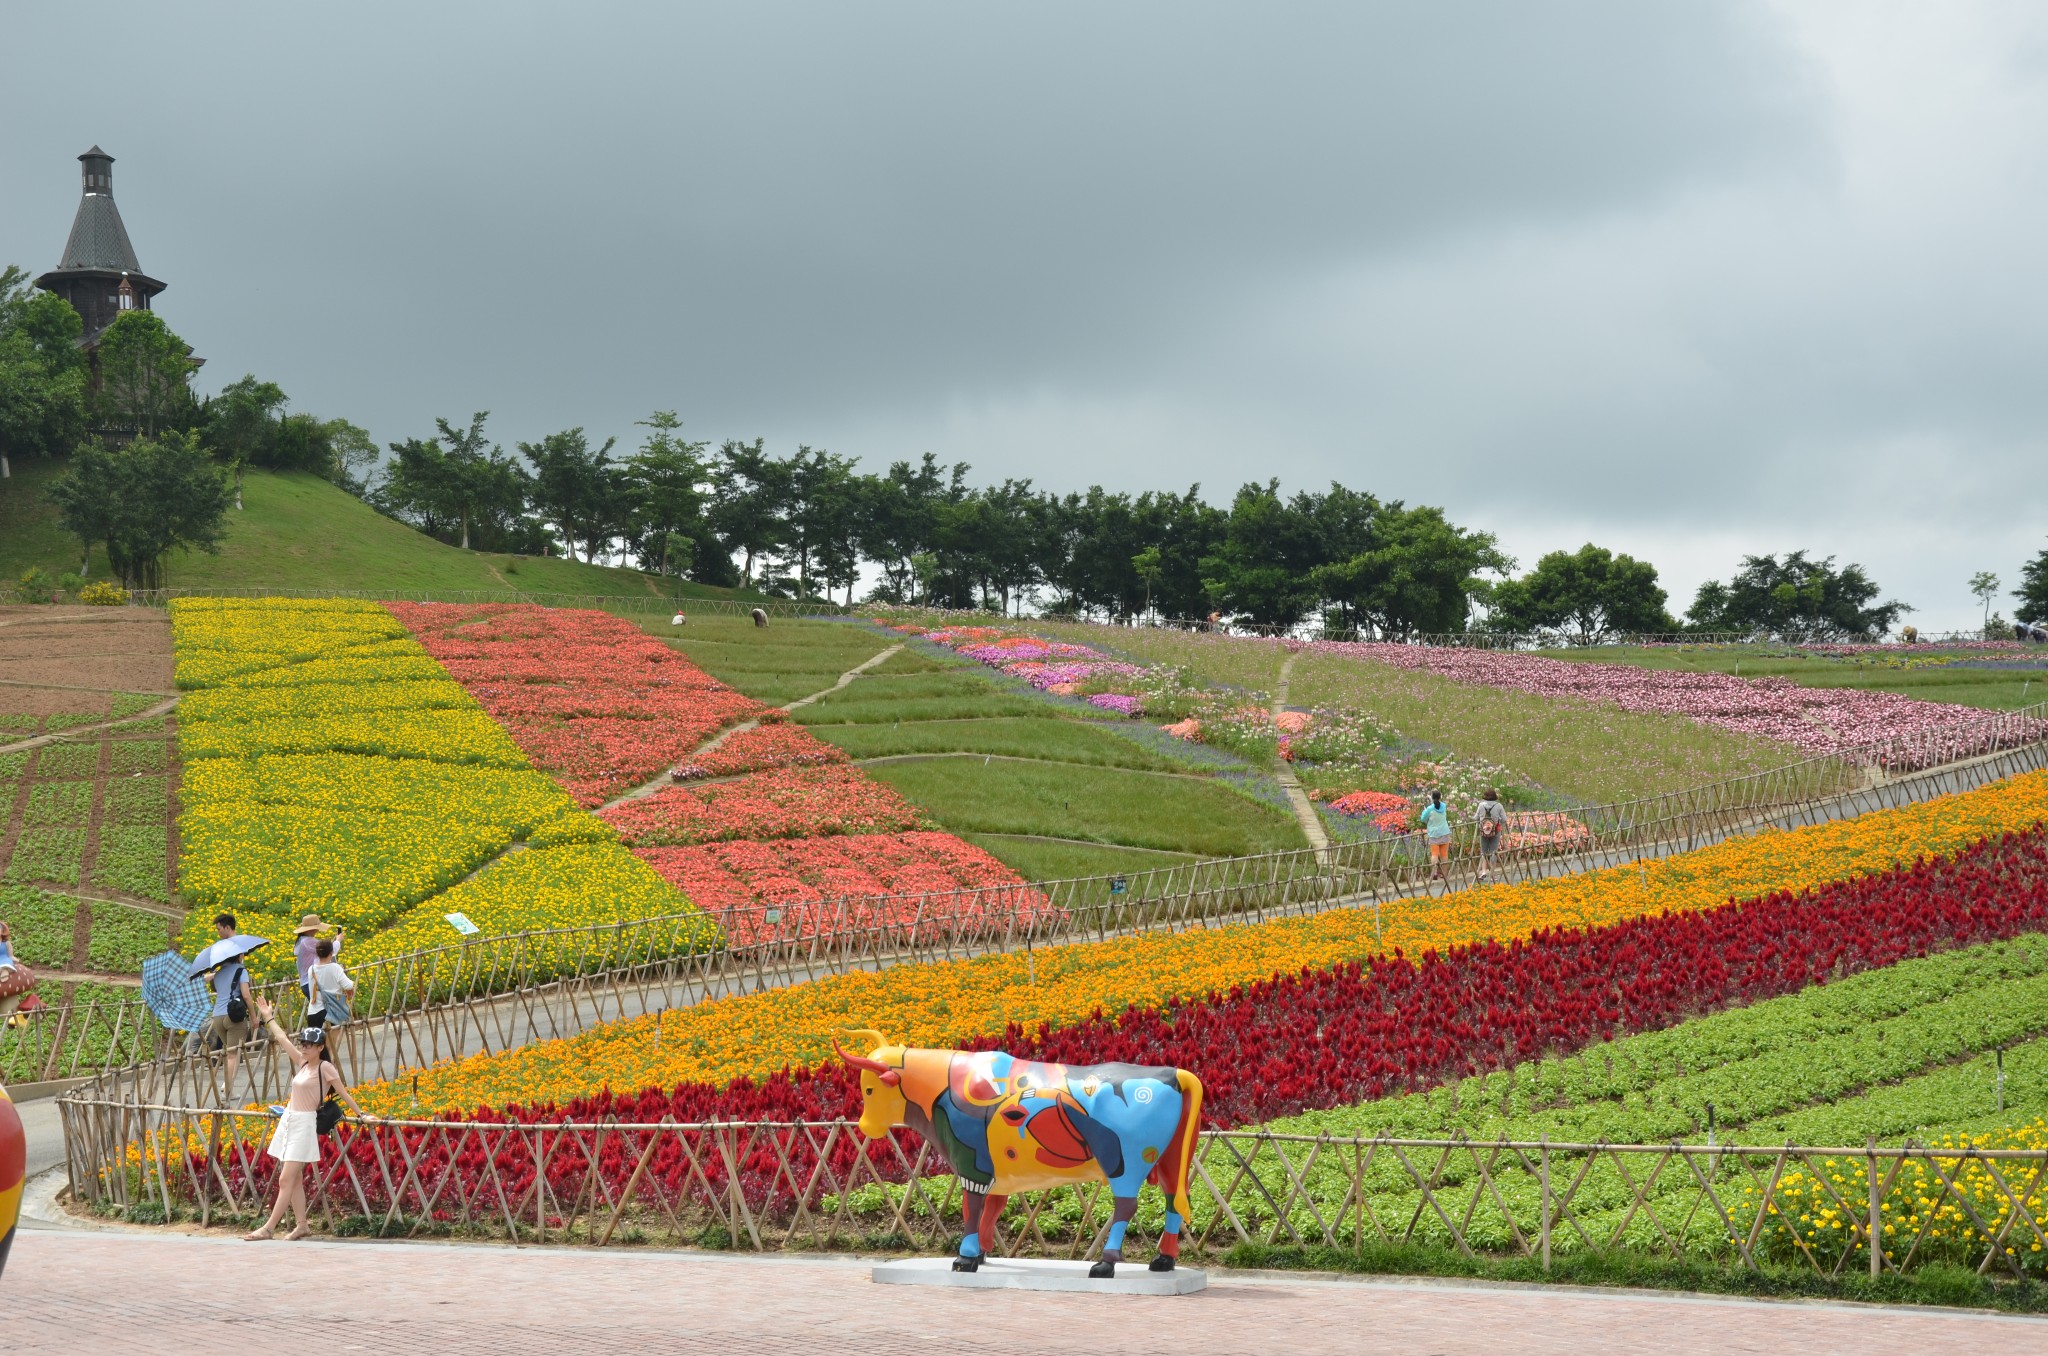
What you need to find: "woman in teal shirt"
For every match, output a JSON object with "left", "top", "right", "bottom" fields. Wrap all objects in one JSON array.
[{"left": 1419, "top": 791, "right": 1452, "bottom": 880}]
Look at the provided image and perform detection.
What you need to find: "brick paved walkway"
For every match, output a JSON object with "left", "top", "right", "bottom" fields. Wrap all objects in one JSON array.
[{"left": 8, "top": 1231, "right": 2042, "bottom": 1354}]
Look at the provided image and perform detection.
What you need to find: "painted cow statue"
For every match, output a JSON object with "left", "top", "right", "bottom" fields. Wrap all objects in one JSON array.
[{"left": 835, "top": 1030, "right": 1204, "bottom": 1277}]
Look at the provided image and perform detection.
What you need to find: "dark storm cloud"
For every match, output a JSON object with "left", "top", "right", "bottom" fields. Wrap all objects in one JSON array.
[{"left": 3, "top": 2, "right": 2041, "bottom": 626}]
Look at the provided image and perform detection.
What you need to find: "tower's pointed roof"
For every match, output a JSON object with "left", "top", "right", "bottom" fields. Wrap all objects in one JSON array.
[{"left": 56, "top": 146, "right": 142, "bottom": 274}]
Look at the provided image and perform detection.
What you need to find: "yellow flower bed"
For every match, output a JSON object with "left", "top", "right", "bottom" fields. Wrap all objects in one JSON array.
[
  {"left": 347, "top": 843, "right": 719, "bottom": 996},
  {"left": 172, "top": 598, "right": 716, "bottom": 977},
  {"left": 375, "top": 768, "right": 2048, "bottom": 1113},
  {"left": 1754, "top": 1119, "right": 2048, "bottom": 1276}
]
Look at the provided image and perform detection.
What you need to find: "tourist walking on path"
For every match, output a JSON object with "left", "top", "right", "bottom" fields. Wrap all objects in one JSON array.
[
  {"left": 307, "top": 939, "right": 354, "bottom": 1028},
  {"left": 292, "top": 915, "right": 342, "bottom": 1026},
  {"left": 245, "top": 997, "right": 370, "bottom": 1242},
  {"left": 1419, "top": 790, "right": 1453, "bottom": 880},
  {"left": 305, "top": 938, "right": 356, "bottom": 1080},
  {"left": 1475, "top": 787, "right": 1508, "bottom": 881},
  {"left": 189, "top": 913, "right": 255, "bottom": 1081}
]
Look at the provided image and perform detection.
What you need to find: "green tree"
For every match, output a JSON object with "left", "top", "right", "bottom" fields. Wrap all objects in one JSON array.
[
  {"left": 2014, "top": 549, "right": 2048, "bottom": 626},
  {"left": 1969, "top": 570, "right": 2002, "bottom": 629},
  {"left": 1132, "top": 545, "right": 1163, "bottom": 618},
  {"left": 854, "top": 455, "right": 961, "bottom": 603},
  {"left": 0, "top": 282, "right": 89, "bottom": 479},
  {"left": 521, "top": 427, "right": 623, "bottom": 563},
  {"left": 46, "top": 433, "right": 232, "bottom": 588},
  {"left": 1687, "top": 551, "right": 1909, "bottom": 641},
  {"left": 320, "top": 418, "right": 379, "bottom": 494},
  {"left": 203, "top": 374, "right": 287, "bottom": 509},
  {"left": 373, "top": 414, "right": 531, "bottom": 551},
  {"left": 93, "top": 310, "right": 200, "bottom": 436},
  {"left": 783, "top": 446, "right": 859, "bottom": 600},
  {"left": 709, "top": 438, "right": 790, "bottom": 585},
  {"left": 622, "top": 412, "right": 712, "bottom": 577},
  {"left": 1487, "top": 543, "right": 1676, "bottom": 642},
  {"left": 433, "top": 413, "right": 530, "bottom": 551},
  {"left": 1312, "top": 503, "right": 1510, "bottom": 638}
]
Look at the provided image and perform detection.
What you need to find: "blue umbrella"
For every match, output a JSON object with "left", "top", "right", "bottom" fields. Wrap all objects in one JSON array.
[
  {"left": 185, "top": 933, "right": 270, "bottom": 980},
  {"left": 141, "top": 950, "right": 213, "bottom": 1033}
]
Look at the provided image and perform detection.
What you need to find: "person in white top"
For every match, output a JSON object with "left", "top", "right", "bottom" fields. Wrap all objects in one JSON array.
[
  {"left": 245, "top": 997, "right": 371, "bottom": 1241},
  {"left": 307, "top": 938, "right": 355, "bottom": 1027}
]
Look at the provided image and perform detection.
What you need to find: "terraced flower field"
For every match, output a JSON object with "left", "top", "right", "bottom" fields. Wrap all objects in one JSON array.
[
  {"left": 637, "top": 612, "right": 1310, "bottom": 882},
  {"left": 369, "top": 767, "right": 2048, "bottom": 1117},
  {"left": 164, "top": 599, "right": 1070, "bottom": 971}
]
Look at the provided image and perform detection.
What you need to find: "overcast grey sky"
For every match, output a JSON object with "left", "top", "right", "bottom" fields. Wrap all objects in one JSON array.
[{"left": 5, "top": 2, "right": 2044, "bottom": 629}]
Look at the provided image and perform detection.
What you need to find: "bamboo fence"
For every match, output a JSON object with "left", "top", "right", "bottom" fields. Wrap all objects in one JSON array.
[
  {"left": 56, "top": 1097, "right": 2048, "bottom": 1280},
  {"left": 11, "top": 707, "right": 2048, "bottom": 1086}
]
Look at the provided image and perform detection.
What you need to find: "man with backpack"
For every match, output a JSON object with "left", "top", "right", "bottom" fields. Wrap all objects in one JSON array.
[
  {"left": 1475, "top": 787, "right": 1509, "bottom": 881},
  {"left": 191, "top": 912, "right": 257, "bottom": 1081}
]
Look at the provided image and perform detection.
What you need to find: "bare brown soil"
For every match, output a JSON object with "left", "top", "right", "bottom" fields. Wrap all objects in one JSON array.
[
  {"left": 0, "top": 608, "right": 174, "bottom": 693},
  {"left": 0, "top": 687, "right": 114, "bottom": 721}
]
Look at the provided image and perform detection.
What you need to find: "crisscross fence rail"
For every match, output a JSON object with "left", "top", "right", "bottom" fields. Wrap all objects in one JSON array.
[
  {"left": 12, "top": 711, "right": 2048, "bottom": 1086},
  {"left": 57, "top": 1098, "right": 2048, "bottom": 1281}
]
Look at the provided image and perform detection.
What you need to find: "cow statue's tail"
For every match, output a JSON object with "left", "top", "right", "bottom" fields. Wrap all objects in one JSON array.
[{"left": 1144, "top": 1068, "right": 1205, "bottom": 1269}]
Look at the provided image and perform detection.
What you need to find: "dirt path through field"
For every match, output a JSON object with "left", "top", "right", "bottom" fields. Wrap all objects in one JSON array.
[
  {"left": 1271, "top": 651, "right": 1332, "bottom": 863},
  {"left": 595, "top": 642, "right": 904, "bottom": 814}
]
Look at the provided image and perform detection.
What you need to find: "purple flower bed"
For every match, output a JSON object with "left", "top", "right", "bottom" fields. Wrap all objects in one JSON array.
[
  {"left": 1086, "top": 692, "right": 1143, "bottom": 716},
  {"left": 1306, "top": 641, "right": 2046, "bottom": 758}
]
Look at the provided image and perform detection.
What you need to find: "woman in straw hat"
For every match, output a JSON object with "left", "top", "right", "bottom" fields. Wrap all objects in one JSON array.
[{"left": 291, "top": 915, "right": 343, "bottom": 1023}]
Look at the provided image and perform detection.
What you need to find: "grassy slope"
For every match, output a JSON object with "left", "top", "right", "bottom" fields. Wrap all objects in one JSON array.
[
  {"left": 1287, "top": 653, "right": 1797, "bottom": 804},
  {"left": 1538, "top": 643, "right": 2048, "bottom": 711},
  {"left": 626, "top": 613, "right": 1304, "bottom": 879},
  {"left": 1029, "top": 621, "right": 1793, "bottom": 805},
  {"left": 0, "top": 460, "right": 752, "bottom": 600}
]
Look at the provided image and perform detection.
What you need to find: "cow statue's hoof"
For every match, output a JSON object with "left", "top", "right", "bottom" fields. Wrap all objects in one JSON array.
[
  {"left": 1089, "top": 1258, "right": 1117, "bottom": 1279},
  {"left": 951, "top": 1255, "right": 981, "bottom": 1273},
  {"left": 1149, "top": 1255, "right": 1176, "bottom": 1273}
]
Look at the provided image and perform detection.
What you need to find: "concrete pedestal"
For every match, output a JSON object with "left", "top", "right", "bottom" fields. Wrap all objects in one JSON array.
[{"left": 871, "top": 1257, "right": 1207, "bottom": 1294}]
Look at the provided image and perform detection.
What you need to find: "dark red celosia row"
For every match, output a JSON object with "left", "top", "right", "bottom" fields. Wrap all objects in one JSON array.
[
  {"left": 558, "top": 824, "right": 2048, "bottom": 1129},
  {"left": 187, "top": 827, "right": 2048, "bottom": 1219}
]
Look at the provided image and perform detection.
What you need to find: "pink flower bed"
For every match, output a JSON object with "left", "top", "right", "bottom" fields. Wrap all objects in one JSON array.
[
  {"left": 389, "top": 602, "right": 766, "bottom": 806},
  {"left": 1307, "top": 641, "right": 2046, "bottom": 759},
  {"left": 900, "top": 623, "right": 1151, "bottom": 716},
  {"left": 674, "top": 724, "right": 849, "bottom": 781},
  {"left": 601, "top": 766, "right": 926, "bottom": 846},
  {"left": 633, "top": 831, "right": 1056, "bottom": 945},
  {"left": 1328, "top": 789, "right": 1411, "bottom": 832}
]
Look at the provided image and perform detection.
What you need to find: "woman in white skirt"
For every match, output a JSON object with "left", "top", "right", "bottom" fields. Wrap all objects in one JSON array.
[{"left": 245, "top": 997, "right": 371, "bottom": 1241}]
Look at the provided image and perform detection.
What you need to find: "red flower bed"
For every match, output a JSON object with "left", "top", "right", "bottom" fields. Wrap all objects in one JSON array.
[
  {"left": 184, "top": 826, "right": 2048, "bottom": 1221},
  {"left": 601, "top": 766, "right": 928, "bottom": 846},
  {"left": 632, "top": 830, "right": 1052, "bottom": 944},
  {"left": 387, "top": 602, "right": 766, "bottom": 806},
  {"left": 667, "top": 723, "right": 847, "bottom": 781}
]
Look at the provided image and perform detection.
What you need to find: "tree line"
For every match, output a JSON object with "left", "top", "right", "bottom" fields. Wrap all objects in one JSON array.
[{"left": 7, "top": 274, "right": 2041, "bottom": 638}]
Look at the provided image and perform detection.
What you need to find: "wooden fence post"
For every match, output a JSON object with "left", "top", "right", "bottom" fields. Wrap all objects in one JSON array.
[{"left": 1540, "top": 1134, "right": 1551, "bottom": 1273}]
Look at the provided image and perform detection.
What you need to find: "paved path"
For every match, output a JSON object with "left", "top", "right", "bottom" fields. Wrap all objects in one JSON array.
[{"left": 6, "top": 1229, "right": 2039, "bottom": 1354}]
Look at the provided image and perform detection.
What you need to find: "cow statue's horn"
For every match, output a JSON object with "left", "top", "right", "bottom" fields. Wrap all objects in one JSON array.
[{"left": 833, "top": 1033, "right": 901, "bottom": 1086}]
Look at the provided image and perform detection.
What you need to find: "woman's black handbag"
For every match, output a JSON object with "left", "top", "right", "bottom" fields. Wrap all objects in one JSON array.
[{"left": 316, "top": 1079, "right": 344, "bottom": 1134}]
